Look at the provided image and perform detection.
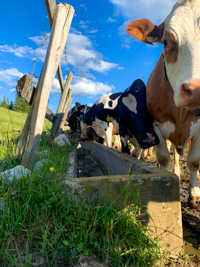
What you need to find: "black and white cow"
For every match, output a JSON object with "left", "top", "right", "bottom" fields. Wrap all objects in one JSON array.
[
  {"left": 96, "top": 79, "right": 159, "bottom": 153},
  {"left": 67, "top": 104, "right": 89, "bottom": 132},
  {"left": 80, "top": 92, "right": 122, "bottom": 147}
]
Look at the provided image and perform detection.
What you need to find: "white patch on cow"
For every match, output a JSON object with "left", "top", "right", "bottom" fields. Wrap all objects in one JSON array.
[
  {"left": 122, "top": 94, "right": 137, "bottom": 113},
  {"left": 91, "top": 118, "right": 119, "bottom": 148},
  {"left": 95, "top": 93, "right": 120, "bottom": 110},
  {"left": 154, "top": 120, "right": 175, "bottom": 140},
  {"left": 92, "top": 119, "right": 107, "bottom": 138},
  {"left": 190, "top": 119, "right": 200, "bottom": 139},
  {"left": 164, "top": 2, "right": 200, "bottom": 107}
]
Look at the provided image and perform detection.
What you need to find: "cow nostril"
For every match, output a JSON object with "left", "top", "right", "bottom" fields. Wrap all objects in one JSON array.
[{"left": 182, "top": 84, "right": 193, "bottom": 99}]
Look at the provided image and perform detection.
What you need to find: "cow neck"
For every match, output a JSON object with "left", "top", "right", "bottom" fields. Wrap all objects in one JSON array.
[{"left": 146, "top": 53, "right": 198, "bottom": 152}]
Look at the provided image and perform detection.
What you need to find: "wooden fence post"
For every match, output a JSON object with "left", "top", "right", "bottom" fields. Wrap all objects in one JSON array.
[
  {"left": 45, "top": 0, "right": 65, "bottom": 93},
  {"left": 59, "top": 88, "right": 73, "bottom": 132},
  {"left": 50, "top": 71, "right": 73, "bottom": 139},
  {"left": 21, "top": 3, "right": 74, "bottom": 168}
]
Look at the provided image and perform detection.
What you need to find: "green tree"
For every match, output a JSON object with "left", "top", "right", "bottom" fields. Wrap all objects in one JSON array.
[
  {"left": 9, "top": 100, "right": 14, "bottom": 110},
  {"left": 13, "top": 96, "right": 30, "bottom": 113},
  {"left": 1, "top": 96, "right": 9, "bottom": 109}
]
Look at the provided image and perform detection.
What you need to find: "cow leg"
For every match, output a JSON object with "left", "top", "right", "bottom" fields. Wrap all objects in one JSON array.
[
  {"left": 119, "top": 125, "right": 129, "bottom": 154},
  {"left": 173, "top": 146, "right": 180, "bottom": 178},
  {"left": 104, "top": 123, "right": 113, "bottom": 148},
  {"left": 167, "top": 140, "right": 181, "bottom": 178},
  {"left": 113, "top": 135, "right": 121, "bottom": 150},
  {"left": 132, "top": 147, "right": 142, "bottom": 159},
  {"left": 187, "top": 137, "right": 200, "bottom": 208},
  {"left": 129, "top": 137, "right": 142, "bottom": 158}
]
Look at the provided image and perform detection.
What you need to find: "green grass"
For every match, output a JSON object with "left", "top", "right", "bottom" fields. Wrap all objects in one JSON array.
[
  {"left": 0, "top": 107, "right": 52, "bottom": 161},
  {"left": 0, "top": 108, "right": 162, "bottom": 266},
  {"left": 0, "top": 107, "right": 51, "bottom": 141}
]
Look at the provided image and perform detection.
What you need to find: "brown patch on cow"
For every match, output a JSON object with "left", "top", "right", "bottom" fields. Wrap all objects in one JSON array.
[
  {"left": 126, "top": 19, "right": 164, "bottom": 44},
  {"left": 146, "top": 54, "right": 198, "bottom": 155},
  {"left": 162, "top": 31, "right": 178, "bottom": 64}
]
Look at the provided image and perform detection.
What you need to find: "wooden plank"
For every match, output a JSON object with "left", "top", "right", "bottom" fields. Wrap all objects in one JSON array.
[
  {"left": 44, "top": 0, "right": 65, "bottom": 92},
  {"left": 57, "top": 65, "right": 65, "bottom": 93},
  {"left": 59, "top": 89, "right": 72, "bottom": 132},
  {"left": 44, "top": 0, "right": 56, "bottom": 28},
  {"left": 50, "top": 71, "right": 73, "bottom": 138},
  {"left": 16, "top": 74, "right": 54, "bottom": 122},
  {"left": 21, "top": 3, "right": 74, "bottom": 167}
]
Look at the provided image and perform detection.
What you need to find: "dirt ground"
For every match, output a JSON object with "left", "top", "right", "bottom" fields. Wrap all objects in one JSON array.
[{"left": 77, "top": 145, "right": 200, "bottom": 266}]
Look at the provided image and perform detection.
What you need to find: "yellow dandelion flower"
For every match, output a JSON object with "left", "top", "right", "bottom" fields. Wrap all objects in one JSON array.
[{"left": 49, "top": 167, "right": 54, "bottom": 172}]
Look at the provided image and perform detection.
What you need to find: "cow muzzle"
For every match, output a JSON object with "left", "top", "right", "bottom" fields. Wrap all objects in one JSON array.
[
  {"left": 140, "top": 133, "right": 156, "bottom": 149},
  {"left": 180, "top": 79, "right": 200, "bottom": 109}
]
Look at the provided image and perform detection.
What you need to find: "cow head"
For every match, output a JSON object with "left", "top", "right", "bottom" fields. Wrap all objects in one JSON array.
[{"left": 126, "top": 0, "right": 200, "bottom": 110}]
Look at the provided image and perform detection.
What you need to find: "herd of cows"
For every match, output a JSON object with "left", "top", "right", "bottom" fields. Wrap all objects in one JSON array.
[{"left": 67, "top": 0, "right": 200, "bottom": 208}]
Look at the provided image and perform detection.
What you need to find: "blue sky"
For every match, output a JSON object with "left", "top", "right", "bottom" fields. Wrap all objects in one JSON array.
[{"left": 0, "top": 0, "right": 176, "bottom": 113}]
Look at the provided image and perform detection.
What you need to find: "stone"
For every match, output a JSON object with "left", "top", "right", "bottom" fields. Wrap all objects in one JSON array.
[
  {"left": 33, "top": 159, "right": 48, "bottom": 171},
  {"left": 0, "top": 165, "right": 31, "bottom": 182},
  {"left": 53, "top": 134, "right": 71, "bottom": 147},
  {"left": 37, "top": 150, "right": 50, "bottom": 157}
]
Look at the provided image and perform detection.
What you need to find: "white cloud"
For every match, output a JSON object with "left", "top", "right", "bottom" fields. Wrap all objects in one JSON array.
[
  {"left": 0, "top": 44, "right": 35, "bottom": 59},
  {"left": 29, "top": 34, "right": 50, "bottom": 46},
  {"left": 71, "top": 76, "right": 115, "bottom": 98},
  {"left": 51, "top": 78, "right": 61, "bottom": 95},
  {"left": 0, "top": 31, "right": 119, "bottom": 76},
  {"left": 50, "top": 76, "right": 115, "bottom": 99},
  {"left": 88, "top": 29, "right": 98, "bottom": 34},
  {"left": 64, "top": 32, "right": 119, "bottom": 74},
  {"left": 0, "top": 68, "right": 24, "bottom": 86},
  {"left": 109, "top": 0, "right": 176, "bottom": 23},
  {"left": 144, "top": 61, "right": 154, "bottom": 65},
  {"left": 79, "top": 20, "right": 90, "bottom": 29},
  {"left": 79, "top": 4, "right": 87, "bottom": 11},
  {"left": 107, "top": 17, "right": 117, "bottom": 23},
  {"left": 10, "top": 88, "right": 16, "bottom": 92}
]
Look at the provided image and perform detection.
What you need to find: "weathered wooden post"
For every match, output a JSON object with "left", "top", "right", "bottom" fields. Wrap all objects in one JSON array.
[
  {"left": 20, "top": 3, "right": 74, "bottom": 168},
  {"left": 58, "top": 88, "right": 73, "bottom": 133},
  {"left": 45, "top": 0, "right": 65, "bottom": 93},
  {"left": 50, "top": 71, "right": 73, "bottom": 139}
]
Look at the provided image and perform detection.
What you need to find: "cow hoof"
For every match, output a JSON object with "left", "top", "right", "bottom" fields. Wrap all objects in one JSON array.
[{"left": 188, "top": 196, "right": 200, "bottom": 208}]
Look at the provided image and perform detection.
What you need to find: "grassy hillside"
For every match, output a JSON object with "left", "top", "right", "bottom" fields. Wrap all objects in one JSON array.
[
  {"left": 0, "top": 106, "right": 52, "bottom": 160},
  {"left": 0, "top": 107, "right": 52, "bottom": 141}
]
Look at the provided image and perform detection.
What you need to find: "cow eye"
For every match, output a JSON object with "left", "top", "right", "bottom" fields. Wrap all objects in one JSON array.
[{"left": 163, "top": 40, "right": 168, "bottom": 47}]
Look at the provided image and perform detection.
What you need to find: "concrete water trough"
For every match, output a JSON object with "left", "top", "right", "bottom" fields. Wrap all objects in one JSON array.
[{"left": 65, "top": 141, "right": 183, "bottom": 255}]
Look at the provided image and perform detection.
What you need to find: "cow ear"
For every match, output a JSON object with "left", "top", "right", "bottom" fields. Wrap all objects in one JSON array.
[
  {"left": 126, "top": 19, "right": 164, "bottom": 44},
  {"left": 96, "top": 109, "right": 116, "bottom": 122}
]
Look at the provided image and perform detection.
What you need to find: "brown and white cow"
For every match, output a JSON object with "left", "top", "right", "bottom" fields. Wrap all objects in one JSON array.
[{"left": 126, "top": 0, "right": 200, "bottom": 207}]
